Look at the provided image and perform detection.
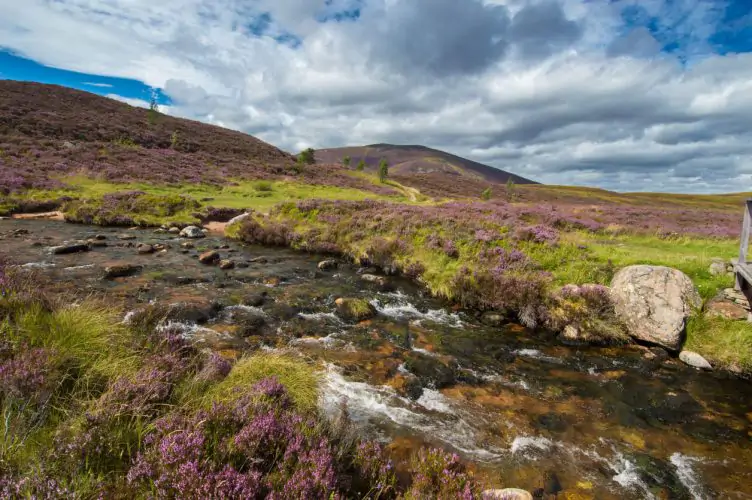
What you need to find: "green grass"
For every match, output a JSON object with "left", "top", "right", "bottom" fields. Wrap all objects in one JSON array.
[
  {"left": 20, "top": 176, "right": 411, "bottom": 216},
  {"left": 686, "top": 315, "right": 752, "bottom": 373},
  {"left": 201, "top": 353, "right": 320, "bottom": 412},
  {"left": 560, "top": 232, "right": 738, "bottom": 300}
]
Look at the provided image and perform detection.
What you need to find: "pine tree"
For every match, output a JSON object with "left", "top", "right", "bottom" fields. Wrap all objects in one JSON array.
[
  {"left": 343, "top": 156, "right": 351, "bottom": 168},
  {"left": 481, "top": 187, "right": 492, "bottom": 201},
  {"left": 356, "top": 159, "right": 366, "bottom": 171},
  {"left": 378, "top": 158, "right": 389, "bottom": 183}
]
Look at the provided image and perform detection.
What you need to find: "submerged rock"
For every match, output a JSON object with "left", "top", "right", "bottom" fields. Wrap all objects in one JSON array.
[
  {"left": 318, "top": 260, "right": 339, "bottom": 271},
  {"left": 49, "top": 242, "right": 90, "bottom": 254},
  {"left": 679, "top": 350, "right": 712, "bottom": 370},
  {"left": 219, "top": 259, "right": 235, "bottom": 270},
  {"left": 199, "top": 250, "right": 221, "bottom": 265},
  {"left": 103, "top": 264, "right": 143, "bottom": 279},
  {"left": 403, "top": 352, "right": 456, "bottom": 389},
  {"left": 480, "top": 311, "right": 506, "bottom": 327},
  {"left": 137, "top": 243, "right": 155, "bottom": 254},
  {"left": 610, "top": 265, "right": 701, "bottom": 351},
  {"left": 180, "top": 226, "right": 205, "bottom": 239},
  {"left": 360, "top": 274, "right": 394, "bottom": 291},
  {"left": 118, "top": 234, "right": 138, "bottom": 241},
  {"left": 86, "top": 238, "right": 108, "bottom": 248},
  {"left": 166, "top": 298, "right": 221, "bottom": 324}
]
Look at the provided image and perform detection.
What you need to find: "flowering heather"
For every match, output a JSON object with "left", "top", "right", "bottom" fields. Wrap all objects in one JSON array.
[
  {"left": 546, "top": 284, "right": 628, "bottom": 344},
  {"left": 516, "top": 225, "right": 559, "bottom": 244},
  {"left": 0, "top": 346, "right": 57, "bottom": 400},
  {"left": 405, "top": 448, "right": 480, "bottom": 499}
]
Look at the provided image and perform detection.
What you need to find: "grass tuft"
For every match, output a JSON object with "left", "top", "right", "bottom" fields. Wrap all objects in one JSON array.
[
  {"left": 201, "top": 353, "right": 320, "bottom": 412},
  {"left": 686, "top": 315, "right": 752, "bottom": 374}
]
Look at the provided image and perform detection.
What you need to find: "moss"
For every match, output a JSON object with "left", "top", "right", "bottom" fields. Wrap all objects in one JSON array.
[
  {"left": 335, "top": 298, "right": 376, "bottom": 321},
  {"left": 202, "top": 353, "right": 320, "bottom": 412}
]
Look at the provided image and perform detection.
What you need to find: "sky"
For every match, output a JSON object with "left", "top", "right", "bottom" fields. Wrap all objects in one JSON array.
[{"left": 1, "top": 0, "right": 751, "bottom": 193}]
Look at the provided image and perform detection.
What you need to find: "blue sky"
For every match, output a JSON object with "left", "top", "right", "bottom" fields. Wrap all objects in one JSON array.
[{"left": 0, "top": 0, "right": 751, "bottom": 193}]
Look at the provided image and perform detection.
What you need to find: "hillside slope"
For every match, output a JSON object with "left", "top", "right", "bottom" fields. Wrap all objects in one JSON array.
[
  {"left": 0, "top": 81, "right": 393, "bottom": 195},
  {"left": 315, "top": 144, "right": 537, "bottom": 197}
]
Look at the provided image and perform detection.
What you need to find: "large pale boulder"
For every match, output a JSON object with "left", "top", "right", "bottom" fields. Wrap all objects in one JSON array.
[{"left": 610, "top": 265, "right": 701, "bottom": 351}]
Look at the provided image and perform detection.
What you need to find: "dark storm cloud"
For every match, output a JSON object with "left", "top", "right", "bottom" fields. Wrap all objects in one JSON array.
[
  {"left": 368, "top": 0, "right": 511, "bottom": 77},
  {"left": 509, "top": 0, "right": 584, "bottom": 59}
]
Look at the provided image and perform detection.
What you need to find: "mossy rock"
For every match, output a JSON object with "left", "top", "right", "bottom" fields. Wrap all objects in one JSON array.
[{"left": 335, "top": 298, "right": 376, "bottom": 322}]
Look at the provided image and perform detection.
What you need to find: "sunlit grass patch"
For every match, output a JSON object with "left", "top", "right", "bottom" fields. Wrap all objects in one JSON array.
[{"left": 686, "top": 315, "right": 752, "bottom": 374}]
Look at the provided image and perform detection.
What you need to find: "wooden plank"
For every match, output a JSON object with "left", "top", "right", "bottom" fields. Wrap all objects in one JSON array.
[
  {"left": 739, "top": 200, "right": 751, "bottom": 264},
  {"left": 738, "top": 263, "right": 752, "bottom": 286},
  {"left": 735, "top": 200, "right": 752, "bottom": 291}
]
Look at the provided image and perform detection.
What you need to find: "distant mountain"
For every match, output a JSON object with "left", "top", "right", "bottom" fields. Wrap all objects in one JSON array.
[{"left": 315, "top": 144, "right": 537, "bottom": 197}]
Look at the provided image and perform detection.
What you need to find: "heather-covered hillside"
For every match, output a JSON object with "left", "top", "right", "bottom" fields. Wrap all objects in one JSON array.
[{"left": 0, "top": 81, "right": 394, "bottom": 195}]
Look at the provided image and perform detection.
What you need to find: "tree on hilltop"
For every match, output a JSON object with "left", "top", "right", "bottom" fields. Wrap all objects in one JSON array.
[{"left": 378, "top": 158, "right": 389, "bottom": 183}]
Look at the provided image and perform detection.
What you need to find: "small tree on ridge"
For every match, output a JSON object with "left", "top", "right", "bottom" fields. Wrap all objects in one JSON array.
[
  {"left": 378, "top": 158, "right": 389, "bottom": 183},
  {"left": 356, "top": 159, "right": 366, "bottom": 171},
  {"left": 343, "top": 155, "right": 351, "bottom": 168}
]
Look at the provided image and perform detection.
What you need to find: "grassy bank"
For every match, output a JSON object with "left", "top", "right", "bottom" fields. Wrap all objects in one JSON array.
[{"left": 0, "top": 258, "right": 483, "bottom": 498}]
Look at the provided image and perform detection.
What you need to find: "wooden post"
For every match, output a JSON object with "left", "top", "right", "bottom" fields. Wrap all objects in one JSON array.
[{"left": 736, "top": 200, "right": 752, "bottom": 291}]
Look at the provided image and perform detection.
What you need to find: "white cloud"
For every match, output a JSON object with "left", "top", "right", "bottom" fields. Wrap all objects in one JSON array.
[{"left": 0, "top": 0, "right": 750, "bottom": 193}]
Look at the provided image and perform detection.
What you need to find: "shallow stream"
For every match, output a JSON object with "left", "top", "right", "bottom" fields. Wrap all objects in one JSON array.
[{"left": 2, "top": 218, "right": 751, "bottom": 499}]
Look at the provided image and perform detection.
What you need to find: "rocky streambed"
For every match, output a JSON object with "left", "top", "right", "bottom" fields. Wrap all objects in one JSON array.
[{"left": 2, "top": 218, "right": 752, "bottom": 499}]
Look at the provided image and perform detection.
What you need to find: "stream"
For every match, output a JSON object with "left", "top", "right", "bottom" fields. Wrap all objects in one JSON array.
[{"left": 2, "top": 218, "right": 751, "bottom": 499}]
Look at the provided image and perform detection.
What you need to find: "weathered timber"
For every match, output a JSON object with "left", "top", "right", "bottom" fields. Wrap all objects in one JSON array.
[{"left": 734, "top": 200, "right": 752, "bottom": 320}]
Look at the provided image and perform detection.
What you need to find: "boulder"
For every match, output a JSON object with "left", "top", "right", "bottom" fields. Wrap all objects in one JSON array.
[
  {"left": 610, "top": 265, "right": 701, "bottom": 351},
  {"left": 103, "top": 264, "right": 143, "bottom": 279},
  {"left": 679, "top": 350, "right": 712, "bottom": 370},
  {"left": 180, "top": 226, "right": 205, "bottom": 239},
  {"left": 199, "top": 250, "right": 221, "bottom": 265},
  {"left": 49, "top": 242, "right": 90, "bottom": 255},
  {"left": 166, "top": 298, "right": 221, "bottom": 324},
  {"left": 318, "top": 259, "right": 339, "bottom": 271}
]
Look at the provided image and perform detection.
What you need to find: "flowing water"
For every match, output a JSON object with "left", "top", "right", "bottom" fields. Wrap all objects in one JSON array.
[{"left": 2, "top": 218, "right": 752, "bottom": 499}]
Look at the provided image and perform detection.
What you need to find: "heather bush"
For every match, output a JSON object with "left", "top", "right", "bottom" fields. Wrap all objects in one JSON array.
[
  {"left": 545, "top": 284, "right": 629, "bottom": 345},
  {"left": 404, "top": 448, "right": 479, "bottom": 499}
]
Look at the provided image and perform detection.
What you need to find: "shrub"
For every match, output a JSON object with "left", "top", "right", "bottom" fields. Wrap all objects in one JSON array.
[
  {"left": 255, "top": 180, "right": 274, "bottom": 192},
  {"left": 342, "top": 155, "right": 351, "bottom": 168},
  {"left": 356, "top": 159, "right": 366, "bottom": 171},
  {"left": 481, "top": 187, "right": 492, "bottom": 201}
]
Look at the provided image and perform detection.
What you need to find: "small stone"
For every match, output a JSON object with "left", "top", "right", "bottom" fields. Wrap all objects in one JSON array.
[
  {"left": 94, "top": 234, "right": 107, "bottom": 240},
  {"left": 480, "top": 311, "right": 506, "bottom": 327},
  {"left": 249, "top": 257, "right": 268, "bottom": 264},
  {"left": 181, "top": 241, "right": 195, "bottom": 249},
  {"left": 679, "top": 350, "right": 712, "bottom": 370},
  {"left": 169, "top": 227, "right": 181, "bottom": 234},
  {"left": 103, "top": 264, "right": 143, "bottom": 279},
  {"left": 706, "top": 298, "right": 749, "bottom": 320},
  {"left": 137, "top": 244, "right": 155, "bottom": 254},
  {"left": 482, "top": 489, "right": 533, "bottom": 500},
  {"left": 153, "top": 243, "right": 169, "bottom": 251},
  {"left": 118, "top": 234, "right": 137, "bottom": 241},
  {"left": 153, "top": 228, "right": 167, "bottom": 234},
  {"left": 199, "top": 250, "right": 221, "bottom": 264},
  {"left": 318, "top": 259, "right": 338, "bottom": 271},
  {"left": 709, "top": 259, "right": 726, "bottom": 276},
  {"left": 361, "top": 274, "right": 387, "bottom": 286},
  {"left": 219, "top": 259, "right": 235, "bottom": 270},
  {"left": 49, "top": 243, "right": 90, "bottom": 255},
  {"left": 86, "top": 239, "right": 108, "bottom": 248},
  {"left": 220, "top": 244, "right": 230, "bottom": 249},
  {"left": 237, "top": 262, "right": 249, "bottom": 269},
  {"left": 180, "top": 226, "right": 206, "bottom": 239}
]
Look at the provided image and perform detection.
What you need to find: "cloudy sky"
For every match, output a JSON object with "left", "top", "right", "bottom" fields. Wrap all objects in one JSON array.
[{"left": 1, "top": 0, "right": 751, "bottom": 193}]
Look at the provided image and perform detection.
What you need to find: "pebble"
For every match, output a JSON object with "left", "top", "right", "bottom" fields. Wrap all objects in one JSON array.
[{"left": 199, "top": 250, "right": 221, "bottom": 264}]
